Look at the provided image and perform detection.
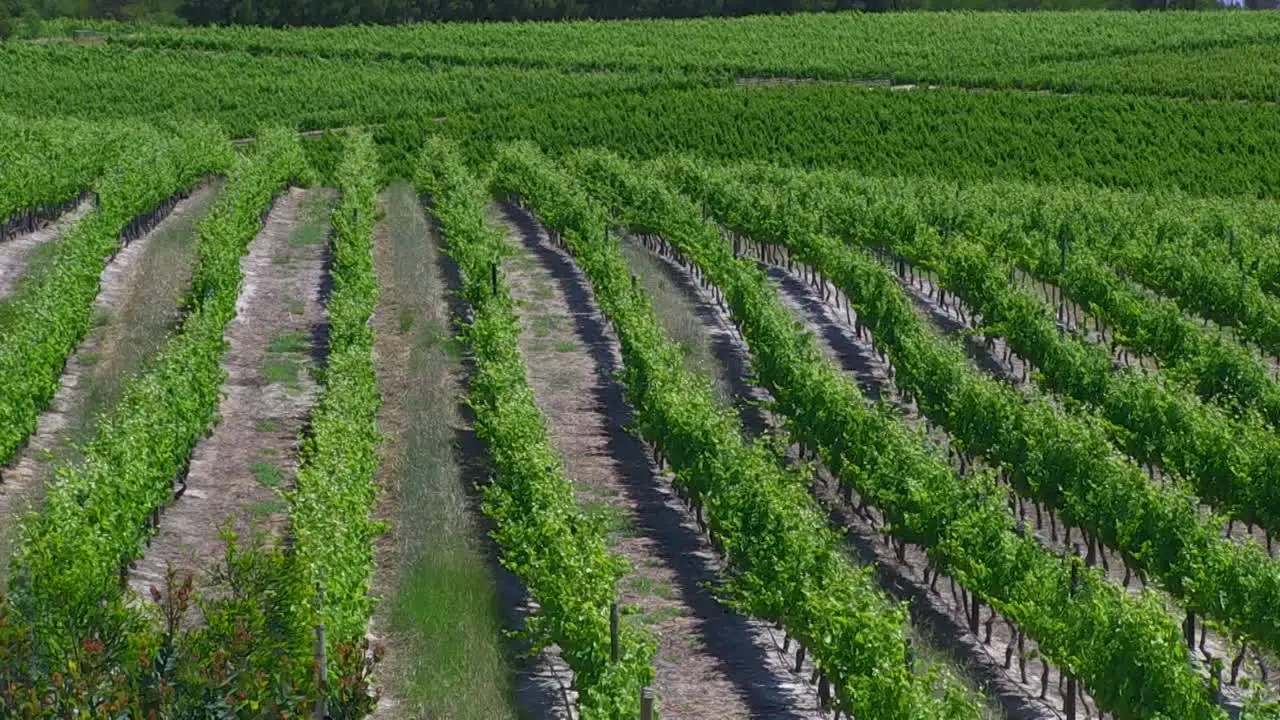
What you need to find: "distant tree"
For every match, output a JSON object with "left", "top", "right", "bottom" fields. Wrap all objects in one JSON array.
[
  {"left": 0, "top": 0, "right": 20, "bottom": 39},
  {"left": 20, "top": 2, "right": 42, "bottom": 32}
]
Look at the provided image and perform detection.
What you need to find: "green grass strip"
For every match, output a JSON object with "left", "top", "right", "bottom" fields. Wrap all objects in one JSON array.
[{"left": 415, "top": 138, "right": 654, "bottom": 720}]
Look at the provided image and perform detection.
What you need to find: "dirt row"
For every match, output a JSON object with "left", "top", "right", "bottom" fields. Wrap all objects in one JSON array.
[
  {"left": 494, "top": 205, "right": 827, "bottom": 720},
  {"left": 0, "top": 197, "right": 95, "bottom": 300},
  {"left": 368, "top": 199, "right": 833, "bottom": 720},
  {"left": 130, "top": 187, "right": 332, "bottom": 597}
]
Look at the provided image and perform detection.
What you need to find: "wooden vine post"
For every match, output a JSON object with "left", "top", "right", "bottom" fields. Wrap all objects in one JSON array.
[
  {"left": 610, "top": 602, "right": 620, "bottom": 663},
  {"left": 640, "top": 687, "right": 655, "bottom": 720},
  {"left": 313, "top": 623, "right": 328, "bottom": 720},
  {"left": 313, "top": 581, "right": 328, "bottom": 720},
  {"left": 1064, "top": 674, "right": 1076, "bottom": 720}
]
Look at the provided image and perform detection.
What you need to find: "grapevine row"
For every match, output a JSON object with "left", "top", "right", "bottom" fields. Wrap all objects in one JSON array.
[
  {"left": 673, "top": 163, "right": 1280, "bottom": 544},
  {"left": 1051, "top": 252, "right": 1280, "bottom": 425},
  {"left": 412, "top": 138, "right": 654, "bottom": 720},
  {"left": 732, "top": 166, "right": 1280, "bottom": 437},
  {"left": 564, "top": 149, "right": 1225, "bottom": 719},
  {"left": 288, "top": 129, "right": 383, "bottom": 710},
  {"left": 0, "top": 42, "right": 713, "bottom": 145},
  {"left": 434, "top": 82, "right": 1280, "bottom": 200},
  {"left": 648, "top": 159, "right": 1280, "bottom": 661},
  {"left": 1091, "top": 232, "right": 1280, "bottom": 361},
  {"left": 10, "top": 128, "right": 307, "bottom": 661},
  {"left": 0, "top": 115, "right": 128, "bottom": 238},
  {"left": 108, "top": 12, "right": 1280, "bottom": 103},
  {"left": 926, "top": 237, "right": 1280, "bottom": 542},
  {"left": 0, "top": 122, "right": 233, "bottom": 468},
  {"left": 490, "top": 140, "right": 982, "bottom": 720}
]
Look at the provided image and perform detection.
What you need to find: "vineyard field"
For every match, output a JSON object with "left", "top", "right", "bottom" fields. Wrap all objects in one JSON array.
[
  {"left": 2, "top": 9, "right": 1280, "bottom": 720},
  {"left": 47, "top": 12, "right": 1280, "bottom": 101}
]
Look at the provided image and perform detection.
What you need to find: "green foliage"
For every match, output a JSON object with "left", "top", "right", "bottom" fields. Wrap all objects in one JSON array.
[
  {"left": 436, "top": 82, "right": 1280, "bottom": 200},
  {"left": 0, "top": 42, "right": 716, "bottom": 139},
  {"left": 9, "top": 126, "right": 305, "bottom": 669},
  {"left": 801, "top": 169, "right": 1280, "bottom": 372},
  {"left": 268, "top": 331, "right": 309, "bottom": 353},
  {"left": 250, "top": 461, "right": 283, "bottom": 487},
  {"left": 656, "top": 156, "right": 1280, "bottom": 666},
  {"left": 112, "top": 12, "right": 1280, "bottom": 102},
  {"left": 657, "top": 157, "right": 1226, "bottom": 718},
  {"left": 166, "top": 531, "right": 315, "bottom": 718},
  {"left": 18, "top": 5, "right": 42, "bottom": 37},
  {"left": 301, "top": 130, "right": 347, "bottom": 187},
  {"left": 0, "top": 128, "right": 345, "bottom": 720},
  {"left": 0, "top": 121, "right": 231, "bottom": 468},
  {"left": 733, "top": 167, "right": 1280, "bottom": 432},
  {"left": 491, "top": 141, "right": 983, "bottom": 720},
  {"left": 1, "top": 115, "right": 125, "bottom": 234},
  {"left": 6, "top": 11, "right": 1280, "bottom": 717},
  {"left": 287, "top": 130, "right": 383, "bottom": 716},
  {"left": 679, "top": 160, "right": 1280, "bottom": 557},
  {"left": 414, "top": 138, "right": 655, "bottom": 720}
]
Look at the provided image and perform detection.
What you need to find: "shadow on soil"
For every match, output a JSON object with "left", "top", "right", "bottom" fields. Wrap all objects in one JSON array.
[
  {"left": 768, "top": 262, "right": 1056, "bottom": 720},
  {"left": 503, "top": 204, "right": 814, "bottom": 719}
]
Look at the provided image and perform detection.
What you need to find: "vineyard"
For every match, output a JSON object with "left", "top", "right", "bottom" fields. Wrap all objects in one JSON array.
[{"left": 1, "top": 9, "right": 1280, "bottom": 720}]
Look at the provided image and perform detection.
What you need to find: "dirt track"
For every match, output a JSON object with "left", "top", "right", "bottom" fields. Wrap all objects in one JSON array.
[
  {"left": 499, "top": 205, "right": 827, "bottom": 720},
  {"left": 0, "top": 198, "right": 94, "bottom": 300},
  {"left": 130, "top": 188, "right": 331, "bottom": 597}
]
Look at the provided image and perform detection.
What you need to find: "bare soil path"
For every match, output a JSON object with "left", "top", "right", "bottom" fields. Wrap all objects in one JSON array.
[
  {"left": 130, "top": 187, "right": 332, "bottom": 596},
  {"left": 498, "top": 205, "right": 825, "bottom": 720},
  {"left": 0, "top": 184, "right": 220, "bottom": 576},
  {"left": 0, "top": 198, "right": 94, "bottom": 300},
  {"left": 368, "top": 184, "right": 526, "bottom": 720}
]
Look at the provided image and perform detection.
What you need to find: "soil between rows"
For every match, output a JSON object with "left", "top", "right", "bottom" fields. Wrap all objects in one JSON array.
[
  {"left": 0, "top": 197, "right": 94, "bottom": 301},
  {"left": 130, "top": 187, "right": 332, "bottom": 597},
  {"left": 497, "top": 204, "right": 826, "bottom": 720}
]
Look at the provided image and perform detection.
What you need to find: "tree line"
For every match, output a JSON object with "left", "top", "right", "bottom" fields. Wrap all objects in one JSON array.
[{"left": 1, "top": 0, "right": 1267, "bottom": 45}]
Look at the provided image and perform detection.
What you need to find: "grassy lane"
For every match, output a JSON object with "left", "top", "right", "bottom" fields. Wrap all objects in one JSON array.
[
  {"left": 619, "top": 237, "right": 735, "bottom": 408},
  {"left": 371, "top": 183, "right": 520, "bottom": 720},
  {"left": 0, "top": 183, "right": 221, "bottom": 577},
  {"left": 65, "top": 181, "right": 223, "bottom": 451}
]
